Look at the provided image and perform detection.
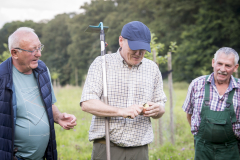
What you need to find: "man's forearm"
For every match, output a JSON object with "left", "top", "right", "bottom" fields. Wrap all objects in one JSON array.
[
  {"left": 81, "top": 99, "right": 122, "bottom": 117},
  {"left": 187, "top": 113, "right": 192, "bottom": 126},
  {"left": 152, "top": 106, "right": 165, "bottom": 119},
  {"left": 52, "top": 104, "right": 61, "bottom": 123}
]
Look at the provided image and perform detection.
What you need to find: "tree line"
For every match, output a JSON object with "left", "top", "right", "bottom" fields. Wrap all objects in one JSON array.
[{"left": 0, "top": 0, "right": 239, "bottom": 85}]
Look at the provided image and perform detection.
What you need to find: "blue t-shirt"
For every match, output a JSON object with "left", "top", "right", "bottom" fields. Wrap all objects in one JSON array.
[{"left": 13, "top": 66, "right": 57, "bottom": 160}]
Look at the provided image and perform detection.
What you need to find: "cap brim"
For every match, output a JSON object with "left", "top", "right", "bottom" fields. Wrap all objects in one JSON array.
[{"left": 127, "top": 40, "right": 151, "bottom": 53}]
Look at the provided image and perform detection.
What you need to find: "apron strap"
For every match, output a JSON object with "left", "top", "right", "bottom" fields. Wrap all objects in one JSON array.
[
  {"left": 200, "top": 75, "right": 211, "bottom": 115},
  {"left": 226, "top": 77, "right": 238, "bottom": 123},
  {"left": 203, "top": 75, "right": 210, "bottom": 105},
  {"left": 202, "top": 75, "right": 237, "bottom": 122}
]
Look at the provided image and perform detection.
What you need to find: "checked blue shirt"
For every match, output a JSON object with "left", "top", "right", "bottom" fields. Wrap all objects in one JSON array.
[{"left": 182, "top": 73, "right": 240, "bottom": 138}]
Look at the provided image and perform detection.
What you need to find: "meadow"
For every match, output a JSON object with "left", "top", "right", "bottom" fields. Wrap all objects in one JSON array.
[{"left": 54, "top": 81, "right": 194, "bottom": 160}]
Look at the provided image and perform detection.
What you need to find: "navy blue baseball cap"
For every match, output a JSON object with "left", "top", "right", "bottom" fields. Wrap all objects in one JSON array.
[{"left": 121, "top": 21, "right": 151, "bottom": 53}]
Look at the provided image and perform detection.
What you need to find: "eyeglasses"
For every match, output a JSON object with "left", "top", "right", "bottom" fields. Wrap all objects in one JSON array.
[{"left": 14, "top": 44, "right": 44, "bottom": 55}]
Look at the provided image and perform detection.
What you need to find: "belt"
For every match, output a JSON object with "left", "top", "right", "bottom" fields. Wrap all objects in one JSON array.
[
  {"left": 94, "top": 138, "right": 148, "bottom": 148},
  {"left": 94, "top": 138, "right": 118, "bottom": 147}
]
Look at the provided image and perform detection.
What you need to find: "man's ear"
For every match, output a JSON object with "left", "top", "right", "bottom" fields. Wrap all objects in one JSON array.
[
  {"left": 212, "top": 58, "right": 215, "bottom": 68},
  {"left": 11, "top": 49, "right": 18, "bottom": 60},
  {"left": 119, "top": 36, "right": 124, "bottom": 48},
  {"left": 234, "top": 64, "right": 239, "bottom": 72}
]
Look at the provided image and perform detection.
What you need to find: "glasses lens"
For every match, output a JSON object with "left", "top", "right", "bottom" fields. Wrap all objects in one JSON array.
[{"left": 40, "top": 45, "right": 44, "bottom": 51}]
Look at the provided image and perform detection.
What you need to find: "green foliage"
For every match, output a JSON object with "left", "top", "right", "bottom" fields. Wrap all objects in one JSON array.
[
  {"left": 67, "top": 0, "right": 117, "bottom": 85},
  {"left": 0, "top": 20, "right": 45, "bottom": 54},
  {"left": 0, "top": 43, "right": 11, "bottom": 63},
  {"left": 0, "top": 0, "right": 240, "bottom": 83},
  {"left": 40, "top": 14, "right": 72, "bottom": 85},
  {"left": 51, "top": 72, "right": 60, "bottom": 80},
  {"left": 173, "top": 0, "right": 240, "bottom": 82},
  {"left": 144, "top": 32, "right": 178, "bottom": 69},
  {"left": 144, "top": 33, "right": 167, "bottom": 64},
  {"left": 169, "top": 42, "right": 178, "bottom": 53}
]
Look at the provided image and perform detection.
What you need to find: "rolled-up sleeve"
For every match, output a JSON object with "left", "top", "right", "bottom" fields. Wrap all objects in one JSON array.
[
  {"left": 182, "top": 81, "right": 195, "bottom": 114},
  {"left": 153, "top": 68, "right": 167, "bottom": 107},
  {"left": 80, "top": 56, "right": 103, "bottom": 105}
]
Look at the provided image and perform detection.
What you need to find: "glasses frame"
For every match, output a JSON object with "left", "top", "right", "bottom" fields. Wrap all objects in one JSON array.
[{"left": 14, "top": 44, "right": 44, "bottom": 55}]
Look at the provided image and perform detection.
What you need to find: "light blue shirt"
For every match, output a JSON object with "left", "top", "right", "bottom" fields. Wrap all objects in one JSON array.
[{"left": 13, "top": 65, "right": 56, "bottom": 160}]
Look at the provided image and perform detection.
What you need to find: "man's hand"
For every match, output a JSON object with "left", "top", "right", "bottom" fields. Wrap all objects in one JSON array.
[
  {"left": 52, "top": 104, "right": 77, "bottom": 130},
  {"left": 119, "top": 104, "right": 143, "bottom": 119},
  {"left": 58, "top": 113, "right": 77, "bottom": 130},
  {"left": 143, "top": 102, "right": 165, "bottom": 119}
]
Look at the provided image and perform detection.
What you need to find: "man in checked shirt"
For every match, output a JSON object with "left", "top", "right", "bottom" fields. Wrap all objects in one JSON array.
[
  {"left": 80, "top": 21, "right": 166, "bottom": 160},
  {"left": 182, "top": 47, "right": 240, "bottom": 160}
]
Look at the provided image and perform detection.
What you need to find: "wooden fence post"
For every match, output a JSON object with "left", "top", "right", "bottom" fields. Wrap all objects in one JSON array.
[
  {"left": 153, "top": 49, "right": 163, "bottom": 145},
  {"left": 168, "top": 52, "right": 174, "bottom": 144},
  {"left": 75, "top": 67, "right": 78, "bottom": 86},
  {"left": 159, "top": 118, "right": 163, "bottom": 145}
]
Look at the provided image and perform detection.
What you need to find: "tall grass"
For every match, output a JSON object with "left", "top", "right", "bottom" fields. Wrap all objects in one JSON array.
[
  {"left": 54, "top": 81, "right": 194, "bottom": 160},
  {"left": 148, "top": 81, "right": 194, "bottom": 160},
  {"left": 54, "top": 86, "right": 92, "bottom": 160}
]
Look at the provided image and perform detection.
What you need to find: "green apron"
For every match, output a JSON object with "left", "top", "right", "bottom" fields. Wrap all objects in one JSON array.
[{"left": 194, "top": 76, "right": 240, "bottom": 160}]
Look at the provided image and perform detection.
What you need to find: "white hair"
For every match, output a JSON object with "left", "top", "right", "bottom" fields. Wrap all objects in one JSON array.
[
  {"left": 8, "top": 27, "right": 37, "bottom": 52},
  {"left": 214, "top": 47, "right": 239, "bottom": 65}
]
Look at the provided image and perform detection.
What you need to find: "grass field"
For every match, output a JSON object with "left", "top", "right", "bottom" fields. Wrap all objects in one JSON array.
[{"left": 54, "top": 81, "right": 194, "bottom": 160}]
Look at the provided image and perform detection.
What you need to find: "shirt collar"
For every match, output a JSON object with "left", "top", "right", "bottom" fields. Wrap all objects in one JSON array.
[
  {"left": 116, "top": 48, "right": 143, "bottom": 69},
  {"left": 207, "top": 72, "right": 240, "bottom": 89}
]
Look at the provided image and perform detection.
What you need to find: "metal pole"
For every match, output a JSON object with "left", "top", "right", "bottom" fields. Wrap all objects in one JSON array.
[{"left": 100, "top": 23, "right": 111, "bottom": 160}]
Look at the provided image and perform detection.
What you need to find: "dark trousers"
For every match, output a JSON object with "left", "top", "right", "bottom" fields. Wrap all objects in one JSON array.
[{"left": 91, "top": 141, "right": 149, "bottom": 160}]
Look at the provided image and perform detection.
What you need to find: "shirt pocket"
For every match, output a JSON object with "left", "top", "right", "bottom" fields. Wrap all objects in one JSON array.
[{"left": 135, "top": 85, "right": 153, "bottom": 104}]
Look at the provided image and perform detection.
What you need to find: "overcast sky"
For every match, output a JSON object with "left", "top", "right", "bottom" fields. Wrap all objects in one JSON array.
[{"left": 0, "top": 0, "right": 91, "bottom": 29}]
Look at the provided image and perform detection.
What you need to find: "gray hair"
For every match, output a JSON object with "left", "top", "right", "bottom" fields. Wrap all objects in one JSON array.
[
  {"left": 214, "top": 47, "right": 239, "bottom": 65},
  {"left": 8, "top": 27, "right": 37, "bottom": 52}
]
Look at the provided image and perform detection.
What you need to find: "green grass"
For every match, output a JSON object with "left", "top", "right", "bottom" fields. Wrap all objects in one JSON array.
[
  {"left": 148, "top": 81, "right": 194, "bottom": 160},
  {"left": 54, "top": 86, "right": 92, "bottom": 160},
  {"left": 54, "top": 82, "right": 194, "bottom": 160}
]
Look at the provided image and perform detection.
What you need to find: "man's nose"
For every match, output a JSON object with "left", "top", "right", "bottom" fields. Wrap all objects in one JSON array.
[
  {"left": 134, "top": 50, "right": 141, "bottom": 55},
  {"left": 35, "top": 49, "right": 41, "bottom": 57},
  {"left": 220, "top": 65, "right": 226, "bottom": 71}
]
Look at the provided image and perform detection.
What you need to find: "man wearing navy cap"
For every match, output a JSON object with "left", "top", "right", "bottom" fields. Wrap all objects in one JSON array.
[{"left": 80, "top": 21, "right": 166, "bottom": 160}]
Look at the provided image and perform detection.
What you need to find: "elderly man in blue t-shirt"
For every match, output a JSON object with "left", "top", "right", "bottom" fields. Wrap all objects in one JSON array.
[{"left": 0, "top": 27, "right": 77, "bottom": 160}]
